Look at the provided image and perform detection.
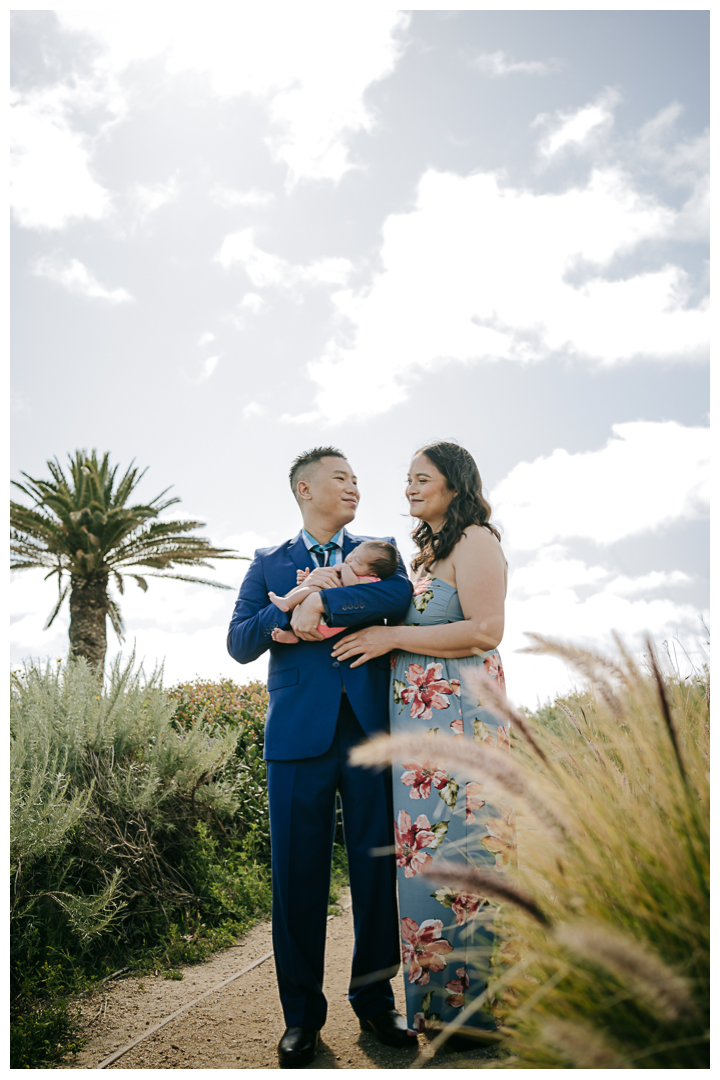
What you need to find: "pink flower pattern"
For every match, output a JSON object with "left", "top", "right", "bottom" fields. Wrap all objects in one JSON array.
[
  {"left": 395, "top": 810, "right": 435, "bottom": 878},
  {"left": 401, "top": 917, "right": 454, "bottom": 985},
  {"left": 452, "top": 893, "right": 484, "bottom": 925},
  {"left": 466, "top": 781, "right": 486, "bottom": 824},
  {"left": 401, "top": 662, "right": 454, "bottom": 720},
  {"left": 445, "top": 966, "right": 470, "bottom": 1008},
  {"left": 400, "top": 759, "right": 449, "bottom": 800}
]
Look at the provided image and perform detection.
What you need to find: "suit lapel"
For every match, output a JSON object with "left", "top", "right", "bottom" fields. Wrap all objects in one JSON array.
[{"left": 288, "top": 531, "right": 313, "bottom": 574}]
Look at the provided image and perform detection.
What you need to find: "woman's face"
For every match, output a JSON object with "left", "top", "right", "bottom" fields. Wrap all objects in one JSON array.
[{"left": 406, "top": 453, "right": 455, "bottom": 529}]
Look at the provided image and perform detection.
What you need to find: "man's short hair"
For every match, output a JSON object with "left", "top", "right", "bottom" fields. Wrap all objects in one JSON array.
[
  {"left": 289, "top": 446, "right": 347, "bottom": 502},
  {"left": 363, "top": 541, "right": 399, "bottom": 579}
]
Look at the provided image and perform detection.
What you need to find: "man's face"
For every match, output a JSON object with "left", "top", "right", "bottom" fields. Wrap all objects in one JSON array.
[{"left": 298, "top": 457, "right": 359, "bottom": 526}]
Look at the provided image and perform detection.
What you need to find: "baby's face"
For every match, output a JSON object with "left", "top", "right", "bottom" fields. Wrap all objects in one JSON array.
[{"left": 345, "top": 545, "right": 373, "bottom": 576}]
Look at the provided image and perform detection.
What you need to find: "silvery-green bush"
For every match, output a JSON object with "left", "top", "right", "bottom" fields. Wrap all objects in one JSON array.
[{"left": 11, "top": 654, "right": 242, "bottom": 948}]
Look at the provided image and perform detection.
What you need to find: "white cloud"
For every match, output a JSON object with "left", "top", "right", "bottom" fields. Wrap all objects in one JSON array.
[
  {"left": 474, "top": 51, "right": 561, "bottom": 77},
  {"left": 10, "top": 84, "right": 114, "bottom": 229},
  {"left": 198, "top": 356, "right": 220, "bottom": 382},
  {"left": 131, "top": 177, "right": 179, "bottom": 219},
  {"left": 242, "top": 401, "right": 267, "bottom": 419},
  {"left": 216, "top": 228, "right": 352, "bottom": 290},
  {"left": 492, "top": 421, "right": 709, "bottom": 550},
  {"left": 535, "top": 88, "right": 621, "bottom": 160},
  {"left": 198, "top": 331, "right": 215, "bottom": 346},
  {"left": 33, "top": 256, "right": 133, "bottom": 303},
  {"left": 634, "top": 104, "right": 709, "bottom": 241},
  {"left": 211, "top": 186, "right": 275, "bottom": 209},
  {"left": 57, "top": 9, "right": 409, "bottom": 186},
  {"left": 508, "top": 545, "right": 692, "bottom": 599},
  {"left": 292, "top": 157, "right": 707, "bottom": 421},
  {"left": 497, "top": 543, "right": 706, "bottom": 707},
  {"left": 240, "top": 293, "right": 266, "bottom": 313}
]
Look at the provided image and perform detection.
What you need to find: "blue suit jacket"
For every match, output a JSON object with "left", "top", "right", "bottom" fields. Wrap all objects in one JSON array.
[{"left": 227, "top": 529, "right": 413, "bottom": 761}]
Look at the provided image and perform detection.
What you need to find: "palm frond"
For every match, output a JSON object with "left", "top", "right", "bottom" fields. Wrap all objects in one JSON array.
[
  {"left": 106, "top": 596, "right": 125, "bottom": 641},
  {"left": 139, "top": 572, "right": 234, "bottom": 589},
  {"left": 11, "top": 449, "right": 244, "bottom": 663},
  {"left": 44, "top": 581, "right": 71, "bottom": 629}
]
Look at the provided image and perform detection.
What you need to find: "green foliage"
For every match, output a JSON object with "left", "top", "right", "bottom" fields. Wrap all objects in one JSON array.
[
  {"left": 9, "top": 658, "right": 272, "bottom": 1068},
  {"left": 167, "top": 678, "right": 271, "bottom": 859}
]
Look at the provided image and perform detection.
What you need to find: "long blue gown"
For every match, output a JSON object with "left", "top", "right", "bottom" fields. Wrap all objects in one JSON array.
[{"left": 389, "top": 574, "right": 511, "bottom": 1034}]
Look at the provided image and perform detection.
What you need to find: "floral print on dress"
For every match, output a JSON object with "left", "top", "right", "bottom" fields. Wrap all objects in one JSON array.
[
  {"left": 400, "top": 759, "right": 450, "bottom": 800},
  {"left": 401, "top": 917, "right": 454, "bottom": 985},
  {"left": 399, "top": 662, "right": 454, "bottom": 720},
  {"left": 445, "top": 966, "right": 470, "bottom": 1008},
  {"left": 413, "top": 991, "right": 443, "bottom": 1033},
  {"left": 430, "top": 886, "right": 487, "bottom": 926},
  {"left": 412, "top": 576, "right": 435, "bottom": 613},
  {"left": 473, "top": 720, "right": 510, "bottom": 752},
  {"left": 391, "top": 574, "right": 508, "bottom": 1034},
  {"left": 481, "top": 807, "right": 517, "bottom": 872},
  {"left": 466, "top": 781, "right": 486, "bottom": 823},
  {"left": 395, "top": 810, "right": 435, "bottom": 877}
]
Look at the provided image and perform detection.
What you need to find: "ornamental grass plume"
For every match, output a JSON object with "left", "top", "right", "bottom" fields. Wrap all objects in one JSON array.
[{"left": 354, "top": 635, "right": 709, "bottom": 1068}]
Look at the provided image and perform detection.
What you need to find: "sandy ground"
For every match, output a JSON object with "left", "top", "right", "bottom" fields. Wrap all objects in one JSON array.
[{"left": 59, "top": 890, "right": 498, "bottom": 1070}]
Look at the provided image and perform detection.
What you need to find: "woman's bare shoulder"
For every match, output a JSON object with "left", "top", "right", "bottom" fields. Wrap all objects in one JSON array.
[
  {"left": 458, "top": 524, "right": 503, "bottom": 547},
  {"left": 455, "top": 525, "right": 505, "bottom": 563}
]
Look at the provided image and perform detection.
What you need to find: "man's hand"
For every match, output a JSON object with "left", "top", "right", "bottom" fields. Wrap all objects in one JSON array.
[
  {"left": 301, "top": 566, "right": 342, "bottom": 589},
  {"left": 290, "top": 592, "right": 326, "bottom": 640}
]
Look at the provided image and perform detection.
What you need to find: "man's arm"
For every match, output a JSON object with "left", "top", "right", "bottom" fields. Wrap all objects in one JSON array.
[
  {"left": 227, "top": 551, "right": 291, "bottom": 664},
  {"left": 321, "top": 541, "right": 412, "bottom": 629}
]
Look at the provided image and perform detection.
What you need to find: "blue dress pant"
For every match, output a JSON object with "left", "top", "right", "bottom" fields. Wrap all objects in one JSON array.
[{"left": 267, "top": 695, "right": 399, "bottom": 1029}]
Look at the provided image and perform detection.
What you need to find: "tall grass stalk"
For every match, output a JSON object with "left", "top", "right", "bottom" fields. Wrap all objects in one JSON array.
[{"left": 353, "top": 635, "right": 709, "bottom": 1068}]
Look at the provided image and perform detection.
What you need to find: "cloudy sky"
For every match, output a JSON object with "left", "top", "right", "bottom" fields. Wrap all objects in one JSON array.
[{"left": 10, "top": 8, "right": 709, "bottom": 707}]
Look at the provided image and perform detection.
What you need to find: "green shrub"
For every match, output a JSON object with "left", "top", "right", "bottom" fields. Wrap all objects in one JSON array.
[
  {"left": 167, "top": 678, "right": 271, "bottom": 859},
  {"left": 10, "top": 658, "right": 271, "bottom": 1068}
]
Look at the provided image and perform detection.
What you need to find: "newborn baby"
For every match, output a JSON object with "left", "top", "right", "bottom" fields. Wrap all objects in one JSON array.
[{"left": 269, "top": 540, "right": 399, "bottom": 644}]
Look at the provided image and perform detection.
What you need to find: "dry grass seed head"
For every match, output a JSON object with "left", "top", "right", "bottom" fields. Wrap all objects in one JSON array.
[
  {"left": 520, "top": 634, "right": 627, "bottom": 718},
  {"left": 468, "top": 667, "right": 550, "bottom": 766},
  {"left": 554, "top": 920, "right": 697, "bottom": 1023},
  {"left": 428, "top": 863, "right": 551, "bottom": 926},
  {"left": 351, "top": 731, "right": 571, "bottom": 837},
  {"left": 540, "top": 1018, "right": 630, "bottom": 1069}
]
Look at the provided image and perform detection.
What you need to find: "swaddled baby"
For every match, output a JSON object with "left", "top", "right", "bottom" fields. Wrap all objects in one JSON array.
[{"left": 269, "top": 540, "right": 398, "bottom": 644}]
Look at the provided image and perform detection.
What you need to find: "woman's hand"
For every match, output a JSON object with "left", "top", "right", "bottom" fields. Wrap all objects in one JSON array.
[{"left": 331, "top": 626, "right": 397, "bottom": 667}]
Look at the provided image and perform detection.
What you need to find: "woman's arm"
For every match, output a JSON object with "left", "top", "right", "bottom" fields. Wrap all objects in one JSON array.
[{"left": 331, "top": 528, "right": 506, "bottom": 666}]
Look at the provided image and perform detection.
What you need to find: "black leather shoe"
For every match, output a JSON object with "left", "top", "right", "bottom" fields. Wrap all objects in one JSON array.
[
  {"left": 360, "top": 1009, "right": 417, "bottom": 1048},
  {"left": 277, "top": 1027, "right": 319, "bottom": 1068}
]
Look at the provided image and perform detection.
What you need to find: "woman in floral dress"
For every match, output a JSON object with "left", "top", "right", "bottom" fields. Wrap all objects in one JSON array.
[{"left": 331, "top": 441, "right": 509, "bottom": 1046}]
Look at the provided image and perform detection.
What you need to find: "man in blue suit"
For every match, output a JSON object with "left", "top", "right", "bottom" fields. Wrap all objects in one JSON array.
[{"left": 227, "top": 447, "right": 415, "bottom": 1067}]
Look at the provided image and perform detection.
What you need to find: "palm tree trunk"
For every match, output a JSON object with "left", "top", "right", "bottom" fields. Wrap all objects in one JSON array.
[{"left": 69, "top": 574, "right": 108, "bottom": 671}]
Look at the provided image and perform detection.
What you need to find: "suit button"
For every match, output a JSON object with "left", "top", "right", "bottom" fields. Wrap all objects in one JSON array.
[
  {"left": 332, "top": 660, "right": 340, "bottom": 668},
  {"left": 341, "top": 605, "right": 348, "bottom": 611}
]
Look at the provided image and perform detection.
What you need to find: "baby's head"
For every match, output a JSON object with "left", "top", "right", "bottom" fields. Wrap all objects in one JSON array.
[{"left": 345, "top": 541, "right": 399, "bottom": 579}]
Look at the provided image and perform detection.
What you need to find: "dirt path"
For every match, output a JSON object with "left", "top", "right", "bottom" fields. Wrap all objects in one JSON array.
[{"left": 60, "top": 890, "right": 497, "bottom": 1070}]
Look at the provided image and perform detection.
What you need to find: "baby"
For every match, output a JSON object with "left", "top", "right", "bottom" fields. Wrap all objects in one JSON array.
[{"left": 269, "top": 540, "right": 399, "bottom": 644}]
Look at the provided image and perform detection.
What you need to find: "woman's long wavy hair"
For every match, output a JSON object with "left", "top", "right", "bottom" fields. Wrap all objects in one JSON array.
[{"left": 410, "top": 441, "right": 501, "bottom": 572}]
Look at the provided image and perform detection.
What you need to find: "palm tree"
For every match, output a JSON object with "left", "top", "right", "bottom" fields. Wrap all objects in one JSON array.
[{"left": 11, "top": 450, "right": 244, "bottom": 671}]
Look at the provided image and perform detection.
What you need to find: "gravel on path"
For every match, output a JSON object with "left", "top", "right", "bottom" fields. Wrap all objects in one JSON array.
[{"left": 59, "top": 890, "right": 499, "bottom": 1070}]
